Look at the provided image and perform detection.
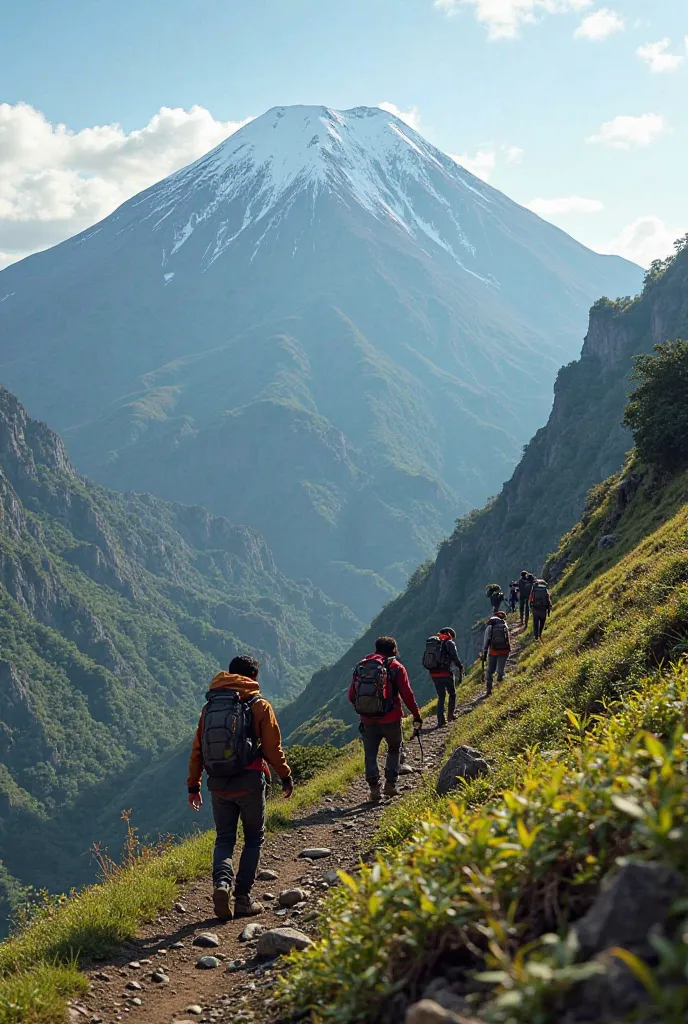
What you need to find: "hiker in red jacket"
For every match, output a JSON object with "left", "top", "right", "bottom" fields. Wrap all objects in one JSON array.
[{"left": 349, "top": 635, "right": 422, "bottom": 803}]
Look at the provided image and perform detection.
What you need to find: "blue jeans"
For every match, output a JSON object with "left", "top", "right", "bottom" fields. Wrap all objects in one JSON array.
[
  {"left": 210, "top": 779, "right": 265, "bottom": 895},
  {"left": 486, "top": 654, "right": 508, "bottom": 689}
]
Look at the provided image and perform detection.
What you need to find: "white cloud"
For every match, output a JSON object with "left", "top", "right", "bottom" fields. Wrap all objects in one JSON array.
[
  {"left": 450, "top": 142, "right": 524, "bottom": 180},
  {"left": 636, "top": 39, "right": 684, "bottom": 74},
  {"left": 587, "top": 112, "right": 667, "bottom": 149},
  {"left": 434, "top": 0, "right": 592, "bottom": 41},
  {"left": 574, "top": 8, "right": 624, "bottom": 40},
  {"left": 378, "top": 101, "right": 422, "bottom": 131},
  {"left": 0, "top": 102, "right": 251, "bottom": 268},
  {"left": 504, "top": 145, "right": 524, "bottom": 164},
  {"left": 450, "top": 148, "right": 497, "bottom": 180},
  {"left": 528, "top": 195, "right": 604, "bottom": 215},
  {"left": 604, "top": 215, "right": 681, "bottom": 267}
]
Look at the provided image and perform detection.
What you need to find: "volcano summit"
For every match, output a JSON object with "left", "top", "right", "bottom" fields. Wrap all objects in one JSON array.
[{"left": 0, "top": 105, "right": 642, "bottom": 618}]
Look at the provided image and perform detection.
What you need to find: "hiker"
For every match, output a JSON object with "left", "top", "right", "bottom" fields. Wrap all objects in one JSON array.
[
  {"left": 530, "top": 578, "right": 552, "bottom": 640},
  {"left": 518, "top": 570, "right": 533, "bottom": 626},
  {"left": 349, "top": 635, "right": 422, "bottom": 802},
  {"left": 486, "top": 584, "right": 506, "bottom": 613},
  {"left": 188, "top": 654, "right": 293, "bottom": 922},
  {"left": 482, "top": 610, "right": 511, "bottom": 696},
  {"left": 509, "top": 581, "right": 519, "bottom": 613},
  {"left": 422, "top": 627, "right": 464, "bottom": 728}
]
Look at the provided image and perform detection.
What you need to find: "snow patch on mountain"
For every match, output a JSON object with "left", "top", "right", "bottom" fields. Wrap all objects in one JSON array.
[{"left": 138, "top": 105, "right": 493, "bottom": 276}]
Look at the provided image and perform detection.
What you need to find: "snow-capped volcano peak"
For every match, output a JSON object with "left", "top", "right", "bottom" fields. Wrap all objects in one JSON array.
[{"left": 141, "top": 104, "right": 484, "bottom": 270}]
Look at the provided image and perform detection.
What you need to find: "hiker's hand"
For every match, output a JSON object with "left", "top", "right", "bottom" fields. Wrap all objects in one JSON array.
[
  {"left": 188, "top": 792, "right": 202, "bottom": 811},
  {"left": 413, "top": 718, "right": 423, "bottom": 732},
  {"left": 281, "top": 775, "right": 294, "bottom": 800}
]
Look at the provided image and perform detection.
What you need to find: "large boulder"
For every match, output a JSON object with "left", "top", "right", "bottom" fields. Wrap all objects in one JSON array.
[
  {"left": 436, "top": 746, "right": 489, "bottom": 796},
  {"left": 256, "top": 927, "right": 313, "bottom": 958},
  {"left": 574, "top": 860, "right": 684, "bottom": 956}
]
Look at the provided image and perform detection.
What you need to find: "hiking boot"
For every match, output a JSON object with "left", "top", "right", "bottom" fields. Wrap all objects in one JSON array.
[
  {"left": 212, "top": 885, "right": 232, "bottom": 921},
  {"left": 369, "top": 782, "right": 382, "bottom": 803},
  {"left": 485, "top": 686, "right": 493, "bottom": 698},
  {"left": 383, "top": 781, "right": 399, "bottom": 797},
  {"left": 234, "top": 894, "right": 263, "bottom": 917},
  {"left": 437, "top": 717, "right": 446, "bottom": 729},
  {"left": 448, "top": 713, "right": 456, "bottom": 723}
]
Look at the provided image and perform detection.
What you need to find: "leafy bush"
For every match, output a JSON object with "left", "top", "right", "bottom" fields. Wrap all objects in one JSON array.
[
  {"left": 277, "top": 668, "right": 688, "bottom": 1024},
  {"left": 282, "top": 743, "right": 343, "bottom": 782},
  {"left": 623, "top": 340, "right": 688, "bottom": 472}
]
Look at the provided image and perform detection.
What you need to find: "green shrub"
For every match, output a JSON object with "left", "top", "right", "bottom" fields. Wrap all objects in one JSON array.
[
  {"left": 623, "top": 340, "right": 688, "bottom": 472},
  {"left": 277, "top": 667, "right": 688, "bottom": 1024}
]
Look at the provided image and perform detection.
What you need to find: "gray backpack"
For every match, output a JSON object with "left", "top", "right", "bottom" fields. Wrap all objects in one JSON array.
[
  {"left": 531, "top": 582, "right": 550, "bottom": 611},
  {"left": 422, "top": 636, "right": 451, "bottom": 672},
  {"left": 489, "top": 619, "right": 509, "bottom": 649},
  {"left": 201, "top": 689, "right": 258, "bottom": 778}
]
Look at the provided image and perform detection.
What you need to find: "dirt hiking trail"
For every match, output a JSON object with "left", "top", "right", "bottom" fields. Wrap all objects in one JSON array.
[{"left": 73, "top": 629, "right": 525, "bottom": 1024}]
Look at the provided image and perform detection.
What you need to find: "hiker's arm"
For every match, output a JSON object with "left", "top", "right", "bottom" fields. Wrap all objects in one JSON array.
[
  {"left": 255, "top": 699, "right": 292, "bottom": 781},
  {"left": 447, "top": 639, "right": 463, "bottom": 672},
  {"left": 187, "top": 711, "right": 205, "bottom": 809},
  {"left": 348, "top": 677, "right": 356, "bottom": 706},
  {"left": 396, "top": 665, "right": 421, "bottom": 721},
  {"left": 482, "top": 625, "right": 491, "bottom": 654}
]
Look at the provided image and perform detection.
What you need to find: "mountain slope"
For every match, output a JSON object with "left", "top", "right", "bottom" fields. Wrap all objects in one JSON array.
[
  {"left": 281, "top": 239, "right": 688, "bottom": 744},
  {"left": 0, "top": 105, "right": 642, "bottom": 616},
  {"left": 0, "top": 387, "right": 356, "bottom": 917}
]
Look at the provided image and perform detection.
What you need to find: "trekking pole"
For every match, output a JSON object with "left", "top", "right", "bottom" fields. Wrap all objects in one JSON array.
[{"left": 413, "top": 724, "right": 425, "bottom": 769}]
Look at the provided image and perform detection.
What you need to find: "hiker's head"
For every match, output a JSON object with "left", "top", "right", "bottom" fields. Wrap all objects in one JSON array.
[
  {"left": 521, "top": 570, "right": 527, "bottom": 578},
  {"left": 527, "top": 573, "right": 535, "bottom": 582},
  {"left": 496, "top": 611, "right": 507, "bottom": 620},
  {"left": 229, "top": 654, "right": 260, "bottom": 680},
  {"left": 375, "top": 635, "right": 398, "bottom": 657},
  {"left": 440, "top": 627, "right": 456, "bottom": 639}
]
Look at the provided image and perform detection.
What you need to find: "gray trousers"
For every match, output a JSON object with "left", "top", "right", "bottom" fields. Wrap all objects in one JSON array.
[
  {"left": 362, "top": 720, "right": 403, "bottom": 783},
  {"left": 486, "top": 654, "right": 508, "bottom": 687},
  {"left": 211, "top": 780, "right": 265, "bottom": 895}
]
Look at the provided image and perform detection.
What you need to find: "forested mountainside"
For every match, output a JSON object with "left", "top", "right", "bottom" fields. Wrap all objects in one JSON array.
[
  {"left": 0, "top": 387, "right": 356, "bottom": 925},
  {"left": 0, "top": 105, "right": 641, "bottom": 620},
  {"left": 281, "top": 238, "right": 688, "bottom": 745}
]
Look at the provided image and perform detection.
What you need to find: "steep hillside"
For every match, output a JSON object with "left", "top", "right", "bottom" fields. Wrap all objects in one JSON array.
[
  {"left": 0, "top": 388, "right": 355, "bottom": 919},
  {"left": 281, "top": 452, "right": 688, "bottom": 1023},
  {"left": 282, "top": 237, "right": 688, "bottom": 744},
  {"left": 0, "top": 105, "right": 642, "bottom": 617}
]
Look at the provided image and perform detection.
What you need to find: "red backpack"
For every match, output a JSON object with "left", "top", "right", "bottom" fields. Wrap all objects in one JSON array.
[{"left": 351, "top": 656, "right": 397, "bottom": 717}]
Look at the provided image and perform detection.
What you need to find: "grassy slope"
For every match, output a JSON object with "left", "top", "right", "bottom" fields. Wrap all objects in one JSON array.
[
  {"left": 277, "top": 463, "right": 688, "bottom": 1022},
  {"left": 279, "top": 245, "right": 688, "bottom": 746}
]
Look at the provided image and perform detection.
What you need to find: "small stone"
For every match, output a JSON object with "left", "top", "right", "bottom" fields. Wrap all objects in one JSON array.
[
  {"left": 275, "top": 909, "right": 288, "bottom": 917},
  {"left": 192, "top": 933, "right": 220, "bottom": 948},
  {"left": 262, "top": 892, "right": 276, "bottom": 901},
  {"left": 257, "top": 927, "right": 314, "bottom": 957},
  {"left": 186, "top": 1007, "right": 203, "bottom": 1016},
  {"left": 90, "top": 1017, "right": 103, "bottom": 1023},
  {"left": 278, "top": 888, "right": 307, "bottom": 908},
  {"left": 127, "top": 961, "right": 141, "bottom": 970},
  {"left": 150, "top": 970, "right": 169, "bottom": 984},
  {"left": 125, "top": 981, "right": 142, "bottom": 991},
  {"left": 399, "top": 764, "right": 415, "bottom": 775},
  {"left": 299, "top": 848, "right": 331, "bottom": 859},
  {"left": 129, "top": 998, "right": 143, "bottom": 1007},
  {"left": 239, "top": 923, "right": 265, "bottom": 942},
  {"left": 436, "top": 746, "right": 489, "bottom": 796},
  {"left": 225, "top": 959, "right": 246, "bottom": 973},
  {"left": 196, "top": 956, "right": 221, "bottom": 970},
  {"left": 405, "top": 999, "right": 479, "bottom": 1024},
  {"left": 322, "top": 869, "right": 339, "bottom": 885},
  {"left": 171, "top": 941, "right": 185, "bottom": 949},
  {"left": 256, "top": 869, "right": 278, "bottom": 881},
  {"left": 94, "top": 973, "right": 112, "bottom": 983},
  {"left": 174, "top": 902, "right": 187, "bottom": 913}
]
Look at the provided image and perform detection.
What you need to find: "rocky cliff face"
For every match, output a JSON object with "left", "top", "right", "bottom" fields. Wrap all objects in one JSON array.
[
  {"left": 281, "top": 244, "right": 688, "bottom": 744},
  {"left": 0, "top": 387, "right": 357, "bottom": 920}
]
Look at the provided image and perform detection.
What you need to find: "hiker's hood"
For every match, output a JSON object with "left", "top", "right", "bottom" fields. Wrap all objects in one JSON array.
[
  {"left": 438, "top": 631, "right": 454, "bottom": 641},
  {"left": 208, "top": 672, "right": 260, "bottom": 698}
]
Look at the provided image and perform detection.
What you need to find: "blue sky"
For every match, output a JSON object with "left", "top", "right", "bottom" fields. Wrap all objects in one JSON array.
[{"left": 0, "top": 0, "right": 686, "bottom": 268}]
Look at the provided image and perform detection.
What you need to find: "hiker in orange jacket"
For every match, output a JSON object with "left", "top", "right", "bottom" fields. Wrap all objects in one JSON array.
[{"left": 188, "top": 654, "right": 293, "bottom": 922}]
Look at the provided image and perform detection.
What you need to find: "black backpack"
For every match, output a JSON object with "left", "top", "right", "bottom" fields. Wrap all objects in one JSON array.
[
  {"left": 489, "top": 619, "right": 509, "bottom": 649},
  {"left": 201, "top": 689, "right": 259, "bottom": 778},
  {"left": 351, "top": 658, "right": 397, "bottom": 717},
  {"left": 531, "top": 582, "right": 550, "bottom": 611},
  {"left": 422, "top": 636, "right": 451, "bottom": 672}
]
